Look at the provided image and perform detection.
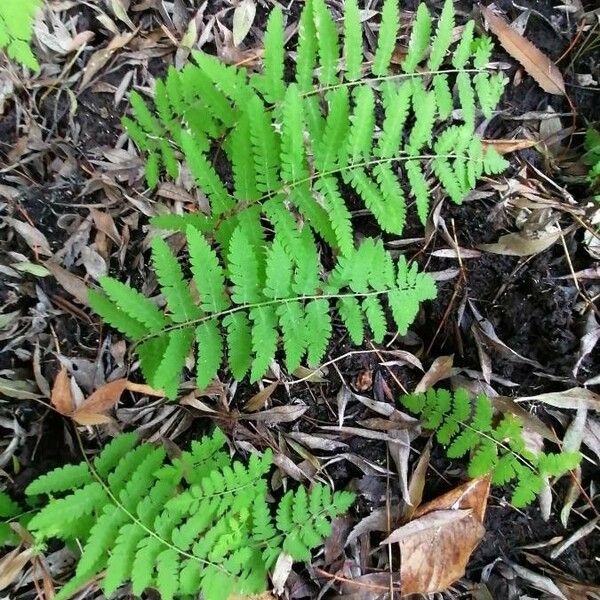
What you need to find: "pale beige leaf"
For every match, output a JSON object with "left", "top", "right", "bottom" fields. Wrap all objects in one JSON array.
[
  {"left": 243, "top": 380, "right": 279, "bottom": 412},
  {"left": 517, "top": 387, "right": 600, "bottom": 411},
  {"left": 481, "top": 6, "right": 565, "bottom": 95},
  {"left": 233, "top": 0, "right": 256, "bottom": 46},
  {"left": 479, "top": 231, "right": 561, "bottom": 257}
]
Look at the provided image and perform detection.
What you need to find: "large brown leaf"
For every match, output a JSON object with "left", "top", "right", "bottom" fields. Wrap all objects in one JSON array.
[
  {"left": 481, "top": 6, "right": 565, "bottom": 95},
  {"left": 381, "top": 477, "right": 490, "bottom": 596}
]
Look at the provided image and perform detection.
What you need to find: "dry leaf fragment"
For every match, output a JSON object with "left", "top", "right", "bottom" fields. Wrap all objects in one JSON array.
[
  {"left": 516, "top": 387, "right": 600, "bottom": 411},
  {"left": 0, "top": 547, "right": 34, "bottom": 591},
  {"left": 481, "top": 6, "right": 565, "bottom": 95},
  {"left": 381, "top": 477, "right": 490, "bottom": 596},
  {"left": 481, "top": 138, "right": 538, "bottom": 154},
  {"left": 71, "top": 378, "right": 128, "bottom": 425},
  {"left": 479, "top": 230, "right": 561, "bottom": 256},
  {"left": 233, "top": 0, "right": 256, "bottom": 46},
  {"left": 51, "top": 367, "right": 74, "bottom": 415}
]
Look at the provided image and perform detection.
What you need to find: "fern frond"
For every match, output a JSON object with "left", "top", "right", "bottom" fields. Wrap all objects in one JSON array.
[
  {"left": 280, "top": 84, "right": 307, "bottom": 183},
  {"left": 399, "top": 388, "right": 583, "bottom": 507},
  {"left": 27, "top": 430, "right": 355, "bottom": 600}
]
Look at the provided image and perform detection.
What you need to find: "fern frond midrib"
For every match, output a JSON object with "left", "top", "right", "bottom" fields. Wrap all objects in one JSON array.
[{"left": 132, "top": 287, "right": 409, "bottom": 347}]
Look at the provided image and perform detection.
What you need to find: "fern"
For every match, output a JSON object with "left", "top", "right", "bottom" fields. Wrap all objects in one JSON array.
[
  {"left": 123, "top": 0, "right": 508, "bottom": 245},
  {"left": 19, "top": 430, "right": 354, "bottom": 600},
  {"left": 89, "top": 227, "right": 436, "bottom": 398},
  {"left": 583, "top": 127, "right": 600, "bottom": 201},
  {"left": 0, "top": 0, "right": 41, "bottom": 71},
  {"left": 399, "top": 389, "right": 582, "bottom": 507}
]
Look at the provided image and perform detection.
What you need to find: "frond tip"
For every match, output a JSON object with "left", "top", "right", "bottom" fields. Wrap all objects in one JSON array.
[
  {"left": 20, "top": 430, "right": 355, "bottom": 600},
  {"left": 399, "top": 388, "right": 582, "bottom": 507}
]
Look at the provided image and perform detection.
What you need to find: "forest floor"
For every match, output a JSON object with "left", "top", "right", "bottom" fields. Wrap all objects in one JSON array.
[{"left": 0, "top": 0, "right": 599, "bottom": 599}]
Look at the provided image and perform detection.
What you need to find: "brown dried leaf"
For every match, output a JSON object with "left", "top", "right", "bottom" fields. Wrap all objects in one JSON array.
[
  {"left": 0, "top": 548, "right": 34, "bottom": 591},
  {"left": 481, "top": 138, "right": 538, "bottom": 154},
  {"left": 51, "top": 367, "right": 74, "bottom": 415},
  {"left": 481, "top": 6, "right": 565, "bottom": 95},
  {"left": 71, "top": 378, "right": 127, "bottom": 425},
  {"left": 414, "top": 355, "right": 454, "bottom": 392},
  {"left": 243, "top": 380, "right": 279, "bottom": 412},
  {"left": 382, "top": 477, "right": 490, "bottom": 596}
]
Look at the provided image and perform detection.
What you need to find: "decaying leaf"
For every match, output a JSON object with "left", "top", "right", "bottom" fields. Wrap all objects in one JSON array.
[
  {"left": 481, "top": 6, "right": 565, "bottom": 95},
  {"left": 71, "top": 378, "right": 128, "bottom": 425},
  {"left": 382, "top": 477, "right": 490, "bottom": 596},
  {"left": 517, "top": 387, "right": 600, "bottom": 411},
  {"left": 51, "top": 366, "right": 74, "bottom": 415},
  {"left": 232, "top": 0, "right": 256, "bottom": 46},
  {"left": 0, "top": 547, "right": 34, "bottom": 591},
  {"left": 479, "top": 230, "right": 561, "bottom": 256}
]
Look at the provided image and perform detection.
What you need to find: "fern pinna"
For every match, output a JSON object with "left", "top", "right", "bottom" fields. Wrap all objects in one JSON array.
[
  {"left": 125, "top": 0, "right": 508, "bottom": 253},
  {"left": 0, "top": 0, "right": 41, "bottom": 71},
  {"left": 90, "top": 225, "right": 436, "bottom": 398},
  {"left": 399, "top": 388, "right": 581, "bottom": 507},
  {"left": 21, "top": 429, "right": 354, "bottom": 600}
]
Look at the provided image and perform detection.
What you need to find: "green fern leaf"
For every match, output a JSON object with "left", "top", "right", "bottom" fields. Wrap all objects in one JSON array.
[
  {"left": 407, "top": 84, "right": 436, "bottom": 154},
  {"left": 362, "top": 296, "right": 386, "bottom": 343},
  {"left": 346, "top": 85, "right": 375, "bottom": 164},
  {"left": 452, "top": 20, "right": 474, "bottom": 69},
  {"left": 456, "top": 72, "right": 475, "bottom": 129},
  {"left": 255, "top": 6, "right": 285, "bottom": 104},
  {"left": 280, "top": 84, "right": 307, "bottom": 183},
  {"left": 224, "top": 312, "right": 252, "bottom": 380},
  {"left": 372, "top": 0, "right": 399, "bottom": 76},
  {"left": 373, "top": 163, "right": 407, "bottom": 235},
  {"left": 338, "top": 297, "right": 364, "bottom": 345},
  {"left": 26, "top": 463, "right": 91, "bottom": 496},
  {"left": 228, "top": 113, "right": 259, "bottom": 203},
  {"left": 249, "top": 306, "right": 278, "bottom": 382},
  {"left": 343, "top": 0, "right": 362, "bottom": 81},
  {"left": 265, "top": 238, "right": 293, "bottom": 300},
  {"left": 247, "top": 95, "right": 281, "bottom": 194},
  {"left": 427, "top": 0, "right": 454, "bottom": 71},
  {"left": 402, "top": 3, "right": 431, "bottom": 73},
  {"left": 433, "top": 74, "right": 453, "bottom": 120},
  {"left": 277, "top": 301, "right": 307, "bottom": 372},
  {"left": 196, "top": 321, "right": 223, "bottom": 389},
  {"left": 152, "top": 237, "right": 200, "bottom": 323},
  {"left": 187, "top": 226, "right": 230, "bottom": 314},
  {"left": 314, "top": 176, "right": 354, "bottom": 256},
  {"left": 313, "top": 0, "right": 339, "bottom": 85},
  {"left": 317, "top": 88, "right": 350, "bottom": 171},
  {"left": 179, "top": 131, "right": 234, "bottom": 216},
  {"left": 304, "top": 299, "right": 331, "bottom": 366},
  {"left": 377, "top": 80, "right": 413, "bottom": 159},
  {"left": 295, "top": 0, "right": 317, "bottom": 90},
  {"left": 228, "top": 227, "right": 262, "bottom": 305},
  {"left": 88, "top": 290, "right": 149, "bottom": 340},
  {"left": 405, "top": 159, "right": 430, "bottom": 225},
  {"left": 153, "top": 329, "right": 194, "bottom": 398},
  {"left": 99, "top": 277, "right": 169, "bottom": 332}
]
